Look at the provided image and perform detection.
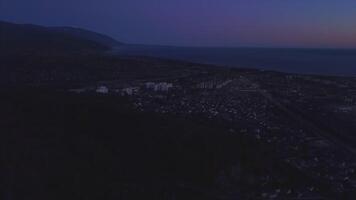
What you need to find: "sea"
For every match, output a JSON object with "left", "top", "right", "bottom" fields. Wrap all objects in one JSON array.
[{"left": 113, "top": 45, "right": 356, "bottom": 76}]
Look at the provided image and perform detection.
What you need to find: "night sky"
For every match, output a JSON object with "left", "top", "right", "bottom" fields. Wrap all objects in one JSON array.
[{"left": 1, "top": 0, "right": 356, "bottom": 48}]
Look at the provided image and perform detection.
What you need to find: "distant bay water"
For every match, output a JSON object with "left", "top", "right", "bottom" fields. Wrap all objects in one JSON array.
[{"left": 113, "top": 45, "right": 356, "bottom": 76}]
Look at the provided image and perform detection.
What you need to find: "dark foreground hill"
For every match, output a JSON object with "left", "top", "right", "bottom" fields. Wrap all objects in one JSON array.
[
  {"left": 0, "top": 21, "right": 122, "bottom": 54},
  {"left": 1, "top": 89, "right": 320, "bottom": 200}
]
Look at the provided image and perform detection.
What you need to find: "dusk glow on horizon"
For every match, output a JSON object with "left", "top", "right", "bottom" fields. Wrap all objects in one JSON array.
[{"left": 1, "top": 0, "right": 356, "bottom": 48}]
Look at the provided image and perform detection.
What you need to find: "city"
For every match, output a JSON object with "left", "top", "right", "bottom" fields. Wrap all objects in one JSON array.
[{"left": 67, "top": 68, "right": 356, "bottom": 199}]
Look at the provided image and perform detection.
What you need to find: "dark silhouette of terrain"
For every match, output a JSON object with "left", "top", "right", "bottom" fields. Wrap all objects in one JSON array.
[
  {"left": 1, "top": 89, "right": 317, "bottom": 200},
  {"left": 0, "top": 21, "right": 122, "bottom": 54},
  {"left": 51, "top": 26, "right": 123, "bottom": 47}
]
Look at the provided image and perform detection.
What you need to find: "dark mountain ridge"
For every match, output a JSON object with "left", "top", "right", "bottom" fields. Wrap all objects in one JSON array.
[
  {"left": 0, "top": 21, "right": 122, "bottom": 54},
  {"left": 50, "top": 26, "right": 123, "bottom": 47}
]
